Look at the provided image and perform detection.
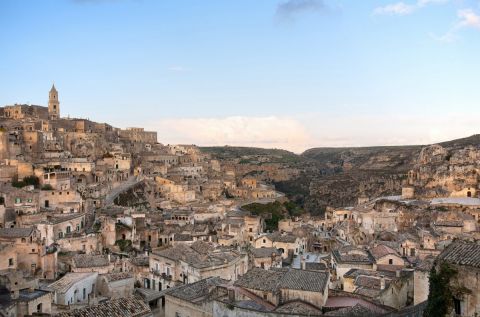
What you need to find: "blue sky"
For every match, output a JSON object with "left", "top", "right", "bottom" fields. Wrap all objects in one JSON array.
[{"left": 1, "top": 0, "right": 479, "bottom": 152}]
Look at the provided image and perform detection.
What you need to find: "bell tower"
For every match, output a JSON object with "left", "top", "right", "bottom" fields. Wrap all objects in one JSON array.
[{"left": 48, "top": 84, "right": 60, "bottom": 120}]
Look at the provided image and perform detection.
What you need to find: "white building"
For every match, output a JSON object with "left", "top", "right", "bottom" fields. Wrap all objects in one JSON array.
[{"left": 47, "top": 272, "right": 98, "bottom": 306}]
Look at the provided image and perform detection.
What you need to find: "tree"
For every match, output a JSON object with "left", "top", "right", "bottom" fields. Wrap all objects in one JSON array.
[{"left": 424, "top": 262, "right": 458, "bottom": 317}]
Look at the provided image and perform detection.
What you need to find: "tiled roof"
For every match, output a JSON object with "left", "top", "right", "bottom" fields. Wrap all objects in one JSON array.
[
  {"left": 73, "top": 254, "right": 110, "bottom": 268},
  {"left": 251, "top": 247, "right": 281, "bottom": 258},
  {"left": 324, "top": 303, "right": 374, "bottom": 316},
  {"left": 166, "top": 276, "right": 228, "bottom": 303},
  {"left": 274, "top": 300, "right": 322, "bottom": 315},
  {"left": 174, "top": 233, "right": 193, "bottom": 241},
  {"left": 332, "top": 249, "right": 374, "bottom": 265},
  {"left": 369, "top": 244, "right": 399, "bottom": 260},
  {"left": 234, "top": 268, "right": 329, "bottom": 294},
  {"left": 275, "top": 268, "right": 329, "bottom": 293},
  {"left": 234, "top": 268, "right": 284, "bottom": 292},
  {"left": 0, "top": 227, "right": 34, "bottom": 238},
  {"left": 48, "top": 272, "right": 97, "bottom": 293},
  {"left": 305, "top": 262, "right": 327, "bottom": 271},
  {"left": 130, "top": 256, "right": 149, "bottom": 267},
  {"left": 54, "top": 296, "right": 151, "bottom": 317},
  {"left": 355, "top": 276, "right": 390, "bottom": 290},
  {"left": 104, "top": 272, "right": 133, "bottom": 282},
  {"left": 437, "top": 241, "right": 480, "bottom": 268},
  {"left": 189, "top": 240, "right": 213, "bottom": 254},
  {"left": 152, "top": 244, "right": 242, "bottom": 269},
  {"left": 267, "top": 232, "right": 298, "bottom": 243}
]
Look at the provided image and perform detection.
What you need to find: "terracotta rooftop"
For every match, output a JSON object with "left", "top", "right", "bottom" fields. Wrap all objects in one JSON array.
[
  {"left": 369, "top": 244, "right": 400, "bottom": 260},
  {"left": 73, "top": 254, "right": 110, "bottom": 268},
  {"left": 0, "top": 227, "right": 34, "bottom": 239},
  {"left": 251, "top": 247, "right": 281, "bottom": 258},
  {"left": 104, "top": 272, "right": 133, "bottom": 282},
  {"left": 234, "top": 268, "right": 329, "bottom": 294},
  {"left": 151, "top": 243, "right": 242, "bottom": 269},
  {"left": 324, "top": 303, "right": 375, "bottom": 316},
  {"left": 48, "top": 272, "right": 97, "bottom": 293},
  {"left": 165, "top": 276, "right": 228, "bottom": 303},
  {"left": 54, "top": 296, "right": 151, "bottom": 317},
  {"left": 274, "top": 300, "right": 323, "bottom": 315},
  {"left": 437, "top": 240, "right": 480, "bottom": 268}
]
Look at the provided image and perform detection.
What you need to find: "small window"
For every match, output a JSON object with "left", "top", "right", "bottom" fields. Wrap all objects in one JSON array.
[
  {"left": 453, "top": 298, "right": 461, "bottom": 315},
  {"left": 389, "top": 259, "right": 393, "bottom": 265},
  {"left": 8, "top": 258, "right": 14, "bottom": 266}
]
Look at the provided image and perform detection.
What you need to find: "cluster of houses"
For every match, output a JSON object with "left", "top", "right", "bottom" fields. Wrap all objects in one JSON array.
[{"left": 0, "top": 86, "right": 479, "bottom": 317}]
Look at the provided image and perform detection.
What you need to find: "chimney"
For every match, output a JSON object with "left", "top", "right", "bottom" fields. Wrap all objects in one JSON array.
[
  {"left": 107, "top": 253, "right": 111, "bottom": 262},
  {"left": 380, "top": 275, "right": 385, "bottom": 290},
  {"left": 396, "top": 270, "right": 401, "bottom": 278},
  {"left": 301, "top": 256, "right": 306, "bottom": 270}
]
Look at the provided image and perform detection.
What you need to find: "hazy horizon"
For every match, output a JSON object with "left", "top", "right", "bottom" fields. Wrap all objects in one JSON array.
[{"left": 1, "top": 0, "right": 479, "bottom": 152}]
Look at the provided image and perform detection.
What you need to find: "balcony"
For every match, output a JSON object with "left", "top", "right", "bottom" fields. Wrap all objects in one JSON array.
[
  {"left": 151, "top": 269, "right": 161, "bottom": 276},
  {"left": 161, "top": 273, "right": 173, "bottom": 281}
]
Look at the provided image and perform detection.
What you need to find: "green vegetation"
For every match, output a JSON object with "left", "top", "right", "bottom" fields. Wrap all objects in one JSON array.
[
  {"left": 283, "top": 201, "right": 305, "bottom": 217},
  {"left": 115, "top": 239, "right": 133, "bottom": 252},
  {"left": 242, "top": 201, "right": 304, "bottom": 231},
  {"left": 92, "top": 222, "right": 102, "bottom": 232},
  {"left": 12, "top": 176, "right": 40, "bottom": 188},
  {"left": 41, "top": 184, "right": 53, "bottom": 190},
  {"left": 242, "top": 201, "right": 285, "bottom": 231},
  {"left": 200, "top": 146, "right": 304, "bottom": 164},
  {"left": 424, "top": 263, "right": 458, "bottom": 317}
]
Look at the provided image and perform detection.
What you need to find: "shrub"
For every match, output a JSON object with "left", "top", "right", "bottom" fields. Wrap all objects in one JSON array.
[
  {"left": 41, "top": 184, "right": 53, "bottom": 190},
  {"left": 424, "top": 263, "right": 458, "bottom": 317}
]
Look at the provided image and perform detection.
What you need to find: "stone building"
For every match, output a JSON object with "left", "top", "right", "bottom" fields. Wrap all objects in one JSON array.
[
  {"left": 149, "top": 241, "right": 248, "bottom": 290},
  {"left": 254, "top": 232, "right": 306, "bottom": 259},
  {"left": 250, "top": 247, "right": 282, "bottom": 270},
  {"left": 233, "top": 267, "right": 330, "bottom": 308},
  {"left": 434, "top": 240, "right": 480, "bottom": 316},
  {"left": 47, "top": 272, "right": 98, "bottom": 306},
  {"left": 96, "top": 272, "right": 135, "bottom": 299},
  {"left": 48, "top": 84, "right": 60, "bottom": 120},
  {"left": 164, "top": 276, "right": 228, "bottom": 317}
]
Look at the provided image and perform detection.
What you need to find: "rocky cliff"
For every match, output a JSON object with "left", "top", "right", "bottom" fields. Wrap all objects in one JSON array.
[{"left": 203, "top": 134, "right": 480, "bottom": 216}]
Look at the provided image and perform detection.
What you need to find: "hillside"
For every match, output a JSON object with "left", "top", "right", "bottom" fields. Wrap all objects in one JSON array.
[
  {"left": 200, "top": 146, "right": 306, "bottom": 164},
  {"left": 202, "top": 135, "right": 480, "bottom": 215}
]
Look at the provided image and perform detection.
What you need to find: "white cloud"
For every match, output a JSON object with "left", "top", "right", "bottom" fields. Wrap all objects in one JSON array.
[
  {"left": 146, "top": 116, "right": 313, "bottom": 153},
  {"left": 373, "top": 0, "right": 447, "bottom": 16},
  {"left": 457, "top": 8, "right": 480, "bottom": 29},
  {"left": 144, "top": 113, "right": 480, "bottom": 153},
  {"left": 434, "top": 8, "right": 480, "bottom": 42}
]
